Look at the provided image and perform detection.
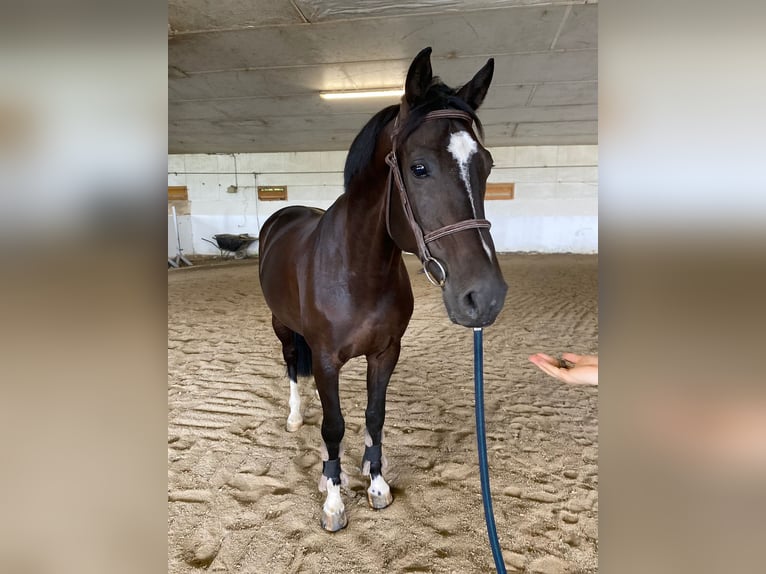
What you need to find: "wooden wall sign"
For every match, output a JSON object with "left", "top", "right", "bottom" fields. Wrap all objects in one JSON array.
[
  {"left": 485, "top": 183, "right": 514, "bottom": 200},
  {"left": 258, "top": 186, "right": 288, "bottom": 200},
  {"left": 168, "top": 185, "right": 188, "bottom": 201}
]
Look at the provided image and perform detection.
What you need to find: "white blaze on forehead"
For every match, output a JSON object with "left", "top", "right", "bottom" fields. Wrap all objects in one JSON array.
[
  {"left": 447, "top": 131, "right": 477, "bottom": 213},
  {"left": 447, "top": 130, "right": 493, "bottom": 260},
  {"left": 447, "top": 130, "right": 478, "bottom": 168}
]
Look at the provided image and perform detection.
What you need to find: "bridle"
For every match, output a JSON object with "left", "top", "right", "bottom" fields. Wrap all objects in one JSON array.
[{"left": 385, "top": 109, "right": 492, "bottom": 288}]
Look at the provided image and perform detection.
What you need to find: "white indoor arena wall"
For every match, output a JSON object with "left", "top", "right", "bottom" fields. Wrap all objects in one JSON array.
[{"left": 167, "top": 145, "right": 597, "bottom": 256}]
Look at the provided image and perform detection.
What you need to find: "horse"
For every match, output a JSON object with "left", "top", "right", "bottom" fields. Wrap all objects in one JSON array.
[{"left": 258, "top": 47, "right": 507, "bottom": 532}]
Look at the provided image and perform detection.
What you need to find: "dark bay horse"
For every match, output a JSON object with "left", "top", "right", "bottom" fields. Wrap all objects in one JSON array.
[{"left": 258, "top": 47, "right": 507, "bottom": 531}]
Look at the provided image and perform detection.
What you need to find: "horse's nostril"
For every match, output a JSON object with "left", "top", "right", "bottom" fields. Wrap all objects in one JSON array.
[{"left": 462, "top": 290, "right": 479, "bottom": 317}]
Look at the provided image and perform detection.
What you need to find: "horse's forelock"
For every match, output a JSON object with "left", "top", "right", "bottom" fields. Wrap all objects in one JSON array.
[
  {"left": 398, "top": 79, "right": 484, "bottom": 143},
  {"left": 344, "top": 80, "right": 484, "bottom": 191}
]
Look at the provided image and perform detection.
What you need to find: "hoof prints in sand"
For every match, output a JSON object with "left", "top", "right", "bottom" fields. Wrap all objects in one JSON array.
[{"left": 168, "top": 254, "right": 598, "bottom": 573}]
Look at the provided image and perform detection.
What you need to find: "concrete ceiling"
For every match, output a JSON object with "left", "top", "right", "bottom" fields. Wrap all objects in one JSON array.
[{"left": 169, "top": 0, "right": 597, "bottom": 154}]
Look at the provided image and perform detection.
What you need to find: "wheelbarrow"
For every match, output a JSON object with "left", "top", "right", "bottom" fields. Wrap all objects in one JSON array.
[{"left": 201, "top": 233, "right": 258, "bottom": 259}]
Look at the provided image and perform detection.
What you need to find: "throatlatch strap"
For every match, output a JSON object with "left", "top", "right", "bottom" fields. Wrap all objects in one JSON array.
[
  {"left": 363, "top": 444, "right": 382, "bottom": 464},
  {"left": 322, "top": 458, "right": 341, "bottom": 482},
  {"left": 385, "top": 150, "right": 430, "bottom": 263}
]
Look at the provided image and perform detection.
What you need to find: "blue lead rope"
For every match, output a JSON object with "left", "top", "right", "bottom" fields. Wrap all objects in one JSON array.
[{"left": 473, "top": 327, "right": 507, "bottom": 574}]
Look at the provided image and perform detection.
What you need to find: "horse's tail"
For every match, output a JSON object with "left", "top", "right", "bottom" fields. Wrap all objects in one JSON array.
[{"left": 294, "top": 333, "right": 313, "bottom": 378}]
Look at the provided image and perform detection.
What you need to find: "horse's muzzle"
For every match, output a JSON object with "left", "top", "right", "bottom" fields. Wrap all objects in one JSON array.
[{"left": 445, "top": 278, "right": 508, "bottom": 328}]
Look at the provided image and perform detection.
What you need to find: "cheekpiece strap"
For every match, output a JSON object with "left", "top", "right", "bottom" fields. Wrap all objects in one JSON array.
[{"left": 385, "top": 107, "right": 487, "bottom": 287}]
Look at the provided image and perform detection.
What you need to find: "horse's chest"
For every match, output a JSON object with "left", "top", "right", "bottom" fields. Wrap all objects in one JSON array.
[
  {"left": 348, "top": 288, "right": 410, "bottom": 332},
  {"left": 316, "top": 282, "right": 411, "bottom": 357}
]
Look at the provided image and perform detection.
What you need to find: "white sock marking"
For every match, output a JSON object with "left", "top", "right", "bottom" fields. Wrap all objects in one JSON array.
[
  {"left": 323, "top": 480, "right": 344, "bottom": 515},
  {"left": 287, "top": 379, "right": 302, "bottom": 425},
  {"left": 447, "top": 130, "right": 493, "bottom": 260}
]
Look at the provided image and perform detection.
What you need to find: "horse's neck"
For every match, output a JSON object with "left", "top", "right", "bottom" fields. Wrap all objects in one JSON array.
[{"left": 341, "top": 152, "right": 401, "bottom": 275}]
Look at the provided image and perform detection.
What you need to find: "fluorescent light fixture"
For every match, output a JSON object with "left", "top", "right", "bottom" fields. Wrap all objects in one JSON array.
[{"left": 320, "top": 89, "right": 404, "bottom": 100}]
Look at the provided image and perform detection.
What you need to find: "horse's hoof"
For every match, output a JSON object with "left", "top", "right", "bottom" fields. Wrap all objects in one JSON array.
[
  {"left": 367, "top": 476, "right": 393, "bottom": 509},
  {"left": 285, "top": 417, "right": 303, "bottom": 432},
  {"left": 320, "top": 509, "right": 348, "bottom": 532},
  {"left": 367, "top": 489, "right": 393, "bottom": 509}
]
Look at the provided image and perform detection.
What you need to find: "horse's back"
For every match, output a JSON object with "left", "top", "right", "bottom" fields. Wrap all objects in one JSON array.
[
  {"left": 259, "top": 206, "right": 323, "bottom": 263},
  {"left": 260, "top": 206, "right": 323, "bottom": 245}
]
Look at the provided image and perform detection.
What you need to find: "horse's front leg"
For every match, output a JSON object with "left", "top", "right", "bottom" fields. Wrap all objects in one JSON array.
[
  {"left": 314, "top": 355, "right": 348, "bottom": 532},
  {"left": 363, "top": 341, "right": 400, "bottom": 509}
]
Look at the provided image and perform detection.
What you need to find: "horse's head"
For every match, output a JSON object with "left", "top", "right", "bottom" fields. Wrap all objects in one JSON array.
[{"left": 387, "top": 47, "right": 507, "bottom": 327}]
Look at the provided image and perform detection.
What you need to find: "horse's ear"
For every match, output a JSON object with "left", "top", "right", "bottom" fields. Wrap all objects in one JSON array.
[
  {"left": 457, "top": 58, "right": 494, "bottom": 110},
  {"left": 404, "top": 47, "right": 433, "bottom": 105}
]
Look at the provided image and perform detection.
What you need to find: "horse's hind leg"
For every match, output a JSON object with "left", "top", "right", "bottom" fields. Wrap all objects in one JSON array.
[
  {"left": 363, "top": 342, "right": 400, "bottom": 510},
  {"left": 314, "top": 356, "right": 348, "bottom": 532},
  {"left": 271, "top": 315, "right": 306, "bottom": 432}
]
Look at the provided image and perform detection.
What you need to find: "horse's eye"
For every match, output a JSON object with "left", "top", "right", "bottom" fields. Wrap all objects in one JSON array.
[{"left": 410, "top": 164, "right": 428, "bottom": 178}]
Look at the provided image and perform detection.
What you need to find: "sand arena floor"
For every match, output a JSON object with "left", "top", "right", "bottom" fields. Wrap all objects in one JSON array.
[{"left": 168, "top": 254, "right": 598, "bottom": 573}]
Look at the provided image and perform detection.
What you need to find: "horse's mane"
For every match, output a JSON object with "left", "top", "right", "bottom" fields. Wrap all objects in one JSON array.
[
  {"left": 343, "top": 77, "right": 483, "bottom": 191},
  {"left": 343, "top": 105, "right": 399, "bottom": 190}
]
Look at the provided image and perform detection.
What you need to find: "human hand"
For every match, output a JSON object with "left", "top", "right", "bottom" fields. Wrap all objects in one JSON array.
[{"left": 528, "top": 352, "right": 598, "bottom": 386}]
